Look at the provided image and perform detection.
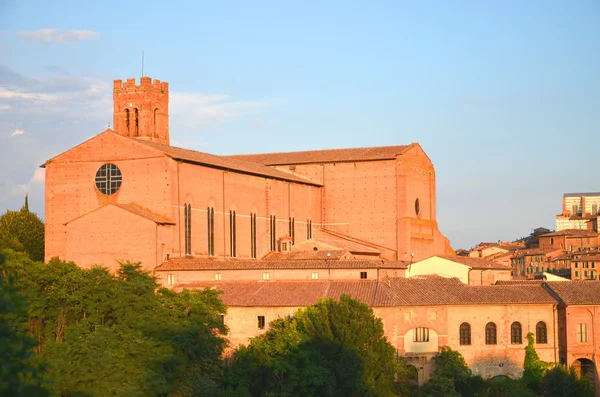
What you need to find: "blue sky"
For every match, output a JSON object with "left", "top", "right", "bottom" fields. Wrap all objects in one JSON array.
[{"left": 0, "top": 0, "right": 598, "bottom": 249}]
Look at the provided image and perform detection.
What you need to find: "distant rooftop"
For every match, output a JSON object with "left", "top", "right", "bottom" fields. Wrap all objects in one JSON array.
[{"left": 563, "top": 192, "right": 600, "bottom": 198}]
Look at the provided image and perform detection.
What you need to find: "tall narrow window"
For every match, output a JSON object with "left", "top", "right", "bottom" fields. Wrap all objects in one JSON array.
[
  {"left": 184, "top": 204, "right": 192, "bottom": 255},
  {"left": 153, "top": 108, "right": 158, "bottom": 137},
  {"left": 250, "top": 213, "right": 257, "bottom": 259},
  {"left": 207, "top": 207, "right": 215, "bottom": 256},
  {"left": 577, "top": 323, "right": 588, "bottom": 343},
  {"left": 459, "top": 323, "right": 471, "bottom": 345},
  {"left": 258, "top": 316, "right": 266, "bottom": 329},
  {"left": 536, "top": 322, "right": 547, "bottom": 344},
  {"left": 229, "top": 210, "right": 237, "bottom": 257},
  {"left": 124, "top": 109, "right": 130, "bottom": 134},
  {"left": 485, "top": 322, "right": 497, "bottom": 345},
  {"left": 307, "top": 219, "right": 312, "bottom": 239},
  {"left": 289, "top": 217, "right": 295, "bottom": 244},
  {"left": 134, "top": 108, "right": 139, "bottom": 136},
  {"left": 270, "top": 215, "right": 276, "bottom": 251},
  {"left": 511, "top": 322, "right": 522, "bottom": 344}
]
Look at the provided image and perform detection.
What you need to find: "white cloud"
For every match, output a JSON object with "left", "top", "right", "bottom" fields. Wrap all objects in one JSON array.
[
  {"left": 17, "top": 29, "right": 100, "bottom": 44},
  {"left": 0, "top": 104, "right": 11, "bottom": 111},
  {"left": 10, "top": 129, "right": 24, "bottom": 137}
]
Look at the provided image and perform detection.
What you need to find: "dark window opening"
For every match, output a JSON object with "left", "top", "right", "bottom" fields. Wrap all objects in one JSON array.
[
  {"left": 184, "top": 204, "right": 192, "bottom": 255},
  {"left": 414, "top": 327, "right": 429, "bottom": 342},
  {"left": 289, "top": 217, "right": 295, "bottom": 244},
  {"left": 134, "top": 108, "right": 139, "bottom": 136},
  {"left": 536, "top": 322, "right": 547, "bottom": 344},
  {"left": 485, "top": 322, "right": 497, "bottom": 345},
  {"left": 307, "top": 219, "right": 312, "bottom": 239},
  {"left": 360, "top": 271, "right": 367, "bottom": 279},
  {"left": 511, "top": 322, "right": 522, "bottom": 344},
  {"left": 125, "top": 109, "right": 130, "bottom": 134},
  {"left": 229, "top": 210, "right": 237, "bottom": 257},
  {"left": 459, "top": 323, "right": 471, "bottom": 345},
  {"left": 415, "top": 198, "right": 420, "bottom": 215},
  {"left": 207, "top": 207, "right": 215, "bottom": 256},
  {"left": 250, "top": 213, "right": 257, "bottom": 259},
  {"left": 154, "top": 108, "right": 158, "bottom": 137},
  {"left": 258, "top": 316, "right": 265, "bottom": 329},
  {"left": 270, "top": 215, "right": 276, "bottom": 251}
]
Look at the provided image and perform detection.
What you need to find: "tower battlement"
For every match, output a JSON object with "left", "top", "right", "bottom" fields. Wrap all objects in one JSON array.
[
  {"left": 113, "top": 76, "right": 170, "bottom": 145},
  {"left": 113, "top": 77, "right": 169, "bottom": 92}
]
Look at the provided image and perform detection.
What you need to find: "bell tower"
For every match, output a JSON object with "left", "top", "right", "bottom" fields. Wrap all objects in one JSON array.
[{"left": 113, "top": 77, "right": 170, "bottom": 145}]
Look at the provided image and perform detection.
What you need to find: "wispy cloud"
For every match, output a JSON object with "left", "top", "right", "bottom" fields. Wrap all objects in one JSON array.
[
  {"left": 10, "top": 129, "right": 24, "bottom": 137},
  {"left": 17, "top": 29, "right": 100, "bottom": 44}
]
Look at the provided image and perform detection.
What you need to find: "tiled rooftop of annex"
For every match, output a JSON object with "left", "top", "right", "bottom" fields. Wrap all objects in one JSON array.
[{"left": 174, "top": 276, "right": 558, "bottom": 307}]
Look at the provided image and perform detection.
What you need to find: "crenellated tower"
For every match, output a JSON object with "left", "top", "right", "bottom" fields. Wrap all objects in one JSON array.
[{"left": 113, "top": 77, "right": 170, "bottom": 145}]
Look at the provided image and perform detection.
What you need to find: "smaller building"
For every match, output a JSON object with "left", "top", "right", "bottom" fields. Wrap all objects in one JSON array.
[
  {"left": 406, "top": 255, "right": 512, "bottom": 285},
  {"left": 538, "top": 229, "right": 598, "bottom": 251}
]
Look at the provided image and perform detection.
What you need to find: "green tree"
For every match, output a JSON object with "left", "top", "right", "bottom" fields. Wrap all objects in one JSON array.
[
  {"left": 523, "top": 332, "right": 549, "bottom": 391},
  {"left": 0, "top": 252, "right": 49, "bottom": 396},
  {"left": 416, "top": 376, "right": 459, "bottom": 397},
  {"left": 0, "top": 252, "right": 228, "bottom": 397},
  {"left": 476, "top": 378, "right": 537, "bottom": 397},
  {"left": 222, "top": 295, "right": 409, "bottom": 396},
  {"left": 0, "top": 197, "right": 45, "bottom": 261},
  {"left": 540, "top": 365, "right": 594, "bottom": 397}
]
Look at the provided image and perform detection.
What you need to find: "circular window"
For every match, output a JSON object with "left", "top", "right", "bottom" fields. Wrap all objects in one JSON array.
[
  {"left": 415, "top": 198, "right": 420, "bottom": 215},
  {"left": 95, "top": 163, "right": 122, "bottom": 195}
]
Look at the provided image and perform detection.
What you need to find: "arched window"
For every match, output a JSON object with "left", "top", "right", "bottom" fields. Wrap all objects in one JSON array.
[
  {"left": 511, "top": 322, "right": 522, "bottom": 344},
  {"left": 154, "top": 108, "right": 158, "bottom": 137},
  {"left": 485, "top": 322, "right": 497, "bottom": 345},
  {"left": 124, "top": 109, "right": 130, "bottom": 134},
  {"left": 459, "top": 323, "right": 471, "bottom": 345},
  {"left": 536, "top": 322, "right": 547, "bottom": 344},
  {"left": 134, "top": 108, "right": 139, "bottom": 136}
]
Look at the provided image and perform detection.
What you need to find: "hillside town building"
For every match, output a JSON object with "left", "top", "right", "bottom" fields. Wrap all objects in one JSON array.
[{"left": 42, "top": 76, "right": 599, "bottom": 391}]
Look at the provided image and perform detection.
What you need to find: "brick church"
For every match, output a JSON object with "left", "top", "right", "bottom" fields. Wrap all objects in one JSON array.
[
  {"left": 43, "top": 76, "right": 452, "bottom": 272},
  {"left": 42, "top": 77, "right": 600, "bottom": 390}
]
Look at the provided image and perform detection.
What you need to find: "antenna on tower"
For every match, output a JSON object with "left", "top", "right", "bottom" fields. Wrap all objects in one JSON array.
[{"left": 141, "top": 51, "right": 144, "bottom": 77}]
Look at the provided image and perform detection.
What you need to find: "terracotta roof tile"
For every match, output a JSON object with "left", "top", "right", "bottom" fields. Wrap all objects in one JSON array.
[
  {"left": 157, "top": 258, "right": 408, "bottom": 271},
  {"left": 174, "top": 280, "right": 393, "bottom": 307},
  {"left": 262, "top": 250, "right": 346, "bottom": 261},
  {"left": 175, "top": 277, "right": 556, "bottom": 308},
  {"left": 225, "top": 145, "right": 412, "bottom": 165},
  {"left": 495, "top": 280, "right": 544, "bottom": 285},
  {"left": 134, "top": 139, "right": 321, "bottom": 186},
  {"left": 545, "top": 281, "right": 600, "bottom": 305},
  {"left": 571, "top": 254, "right": 600, "bottom": 262},
  {"left": 434, "top": 255, "right": 512, "bottom": 269},
  {"left": 540, "top": 229, "right": 598, "bottom": 238}
]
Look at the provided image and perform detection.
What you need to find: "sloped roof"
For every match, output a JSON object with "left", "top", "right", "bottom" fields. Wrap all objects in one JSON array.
[
  {"left": 174, "top": 277, "right": 556, "bottom": 307},
  {"left": 434, "top": 255, "right": 512, "bottom": 270},
  {"left": 135, "top": 139, "right": 321, "bottom": 186},
  {"left": 545, "top": 281, "right": 600, "bottom": 305},
  {"left": 157, "top": 258, "right": 408, "bottom": 271},
  {"left": 571, "top": 254, "right": 600, "bottom": 262},
  {"left": 174, "top": 280, "right": 395, "bottom": 307},
  {"left": 539, "top": 229, "right": 597, "bottom": 238},
  {"left": 225, "top": 144, "right": 413, "bottom": 165}
]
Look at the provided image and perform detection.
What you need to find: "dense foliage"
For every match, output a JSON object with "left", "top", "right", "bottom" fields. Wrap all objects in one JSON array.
[
  {"left": 1, "top": 247, "right": 597, "bottom": 396},
  {"left": 0, "top": 249, "right": 227, "bottom": 397},
  {"left": 220, "top": 294, "right": 415, "bottom": 396},
  {"left": 0, "top": 196, "right": 45, "bottom": 261}
]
